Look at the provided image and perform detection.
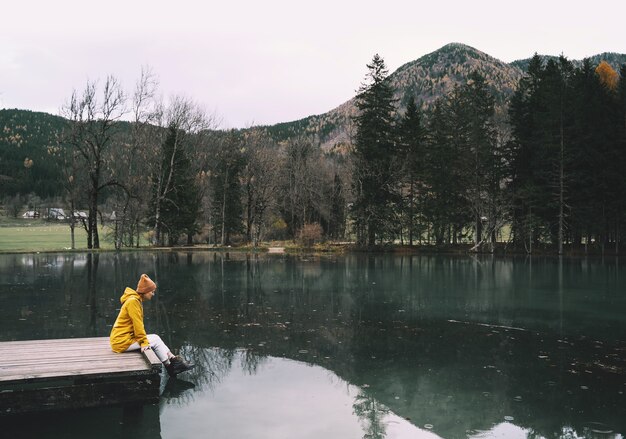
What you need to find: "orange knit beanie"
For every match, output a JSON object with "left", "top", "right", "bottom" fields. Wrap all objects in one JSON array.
[{"left": 136, "top": 274, "right": 157, "bottom": 294}]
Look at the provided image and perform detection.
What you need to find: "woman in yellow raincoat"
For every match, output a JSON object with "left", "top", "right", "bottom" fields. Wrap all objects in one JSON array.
[{"left": 110, "top": 274, "right": 194, "bottom": 377}]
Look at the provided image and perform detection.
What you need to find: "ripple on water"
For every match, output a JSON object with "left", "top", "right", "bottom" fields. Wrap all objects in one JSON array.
[{"left": 586, "top": 421, "right": 613, "bottom": 434}]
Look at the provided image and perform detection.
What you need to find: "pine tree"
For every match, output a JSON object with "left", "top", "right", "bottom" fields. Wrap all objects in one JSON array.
[
  {"left": 619, "top": 65, "right": 626, "bottom": 131},
  {"left": 209, "top": 131, "right": 244, "bottom": 246},
  {"left": 592, "top": 61, "right": 624, "bottom": 251},
  {"left": 398, "top": 96, "right": 425, "bottom": 245},
  {"left": 422, "top": 99, "right": 469, "bottom": 245},
  {"left": 148, "top": 125, "right": 200, "bottom": 246},
  {"left": 618, "top": 65, "right": 626, "bottom": 250},
  {"left": 459, "top": 71, "right": 498, "bottom": 250},
  {"left": 422, "top": 102, "right": 451, "bottom": 245},
  {"left": 351, "top": 54, "right": 399, "bottom": 246},
  {"left": 420, "top": 73, "right": 500, "bottom": 249},
  {"left": 543, "top": 57, "right": 574, "bottom": 254},
  {"left": 509, "top": 55, "right": 573, "bottom": 252},
  {"left": 568, "top": 59, "right": 603, "bottom": 249}
]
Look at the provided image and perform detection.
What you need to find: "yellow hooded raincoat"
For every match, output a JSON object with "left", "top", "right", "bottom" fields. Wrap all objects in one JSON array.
[{"left": 110, "top": 287, "right": 149, "bottom": 352}]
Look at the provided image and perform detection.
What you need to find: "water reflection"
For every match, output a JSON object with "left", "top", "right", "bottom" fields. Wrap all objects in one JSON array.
[
  {"left": 159, "top": 348, "right": 426, "bottom": 439},
  {"left": 1, "top": 252, "right": 626, "bottom": 438}
]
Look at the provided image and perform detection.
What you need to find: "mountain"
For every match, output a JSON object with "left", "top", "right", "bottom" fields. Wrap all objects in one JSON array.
[
  {"left": 2, "top": 44, "right": 626, "bottom": 197},
  {"left": 0, "top": 109, "right": 66, "bottom": 197},
  {"left": 263, "top": 43, "right": 626, "bottom": 150}
]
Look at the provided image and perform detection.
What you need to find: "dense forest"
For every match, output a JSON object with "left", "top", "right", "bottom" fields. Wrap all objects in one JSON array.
[
  {"left": 350, "top": 54, "right": 626, "bottom": 253},
  {"left": 1, "top": 48, "right": 625, "bottom": 254}
]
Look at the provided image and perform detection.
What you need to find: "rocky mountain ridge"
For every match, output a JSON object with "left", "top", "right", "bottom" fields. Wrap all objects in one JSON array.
[{"left": 263, "top": 43, "right": 626, "bottom": 150}]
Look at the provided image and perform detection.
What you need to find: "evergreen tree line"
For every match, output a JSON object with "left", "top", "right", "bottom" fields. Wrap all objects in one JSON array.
[
  {"left": 509, "top": 56, "right": 626, "bottom": 253},
  {"left": 351, "top": 54, "right": 626, "bottom": 253}
]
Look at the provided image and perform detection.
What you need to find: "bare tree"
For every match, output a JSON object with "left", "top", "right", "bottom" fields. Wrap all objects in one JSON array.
[
  {"left": 241, "top": 130, "right": 280, "bottom": 245},
  {"left": 61, "top": 76, "right": 127, "bottom": 249},
  {"left": 56, "top": 140, "right": 85, "bottom": 249},
  {"left": 111, "top": 67, "right": 162, "bottom": 248},
  {"left": 151, "top": 96, "right": 217, "bottom": 245},
  {"left": 279, "top": 136, "right": 331, "bottom": 238}
]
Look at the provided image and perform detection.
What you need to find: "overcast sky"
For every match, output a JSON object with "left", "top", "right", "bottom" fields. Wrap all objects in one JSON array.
[{"left": 1, "top": 0, "right": 624, "bottom": 128}]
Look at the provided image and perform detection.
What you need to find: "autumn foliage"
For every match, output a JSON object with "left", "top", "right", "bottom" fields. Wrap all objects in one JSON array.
[
  {"left": 595, "top": 61, "right": 619, "bottom": 91},
  {"left": 299, "top": 223, "right": 323, "bottom": 247}
]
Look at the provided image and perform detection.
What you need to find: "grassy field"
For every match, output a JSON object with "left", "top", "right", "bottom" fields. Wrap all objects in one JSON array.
[{"left": 0, "top": 218, "right": 114, "bottom": 252}]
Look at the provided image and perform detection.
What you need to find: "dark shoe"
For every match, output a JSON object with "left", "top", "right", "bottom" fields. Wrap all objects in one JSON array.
[{"left": 166, "top": 355, "right": 195, "bottom": 377}]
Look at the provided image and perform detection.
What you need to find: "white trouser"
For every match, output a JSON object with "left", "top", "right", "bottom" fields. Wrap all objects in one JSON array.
[{"left": 125, "top": 333, "right": 170, "bottom": 363}]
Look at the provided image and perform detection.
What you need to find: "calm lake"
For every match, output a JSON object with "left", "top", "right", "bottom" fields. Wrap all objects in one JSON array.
[{"left": 1, "top": 252, "right": 626, "bottom": 438}]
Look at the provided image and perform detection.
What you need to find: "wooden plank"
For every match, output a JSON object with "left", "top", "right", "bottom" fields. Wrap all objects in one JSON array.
[
  {"left": 0, "top": 368, "right": 152, "bottom": 385},
  {"left": 2, "top": 350, "right": 135, "bottom": 360},
  {"left": 0, "top": 360, "right": 146, "bottom": 370},
  {"left": 1, "top": 356, "right": 145, "bottom": 368},
  {"left": 2, "top": 347, "right": 129, "bottom": 358},
  {"left": 0, "top": 341, "right": 111, "bottom": 352},
  {"left": 0, "top": 347, "right": 119, "bottom": 358},
  {"left": 0, "top": 352, "right": 135, "bottom": 368},
  {"left": 0, "top": 339, "right": 157, "bottom": 358},
  {"left": 2, "top": 339, "right": 111, "bottom": 347},
  {"left": 0, "top": 355, "right": 146, "bottom": 368},
  {"left": 0, "top": 338, "right": 158, "bottom": 360},
  {"left": 0, "top": 355, "right": 149, "bottom": 380},
  {"left": 0, "top": 350, "right": 146, "bottom": 367},
  {"left": 1, "top": 361, "right": 149, "bottom": 379},
  {"left": 0, "top": 337, "right": 111, "bottom": 347},
  {"left": 0, "top": 342, "right": 113, "bottom": 356},
  {"left": 2, "top": 344, "right": 114, "bottom": 352},
  {"left": 1, "top": 337, "right": 109, "bottom": 345},
  {"left": 0, "top": 352, "right": 145, "bottom": 376},
  {"left": 4, "top": 342, "right": 111, "bottom": 349}
]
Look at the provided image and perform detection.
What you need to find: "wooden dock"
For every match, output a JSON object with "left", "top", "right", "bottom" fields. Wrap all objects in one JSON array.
[{"left": 0, "top": 337, "right": 162, "bottom": 415}]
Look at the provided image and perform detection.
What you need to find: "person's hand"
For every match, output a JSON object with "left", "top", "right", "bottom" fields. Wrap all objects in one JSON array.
[{"left": 141, "top": 345, "right": 152, "bottom": 352}]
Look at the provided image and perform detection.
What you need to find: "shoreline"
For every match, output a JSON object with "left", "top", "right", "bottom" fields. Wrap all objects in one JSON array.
[{"left": 0, "top": 242, "right": 623, "bottom": 258}]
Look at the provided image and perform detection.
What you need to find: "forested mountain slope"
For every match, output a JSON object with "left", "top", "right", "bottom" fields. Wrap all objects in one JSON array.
[
  {"left": 0, "top": 109, "right": 66, "bottom": 197},
  {"left": 263, "top": 43, "right": 626, "bottom": 150}
]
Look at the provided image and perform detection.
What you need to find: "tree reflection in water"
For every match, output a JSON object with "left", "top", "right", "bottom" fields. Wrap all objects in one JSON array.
[{"left": 352, "top": 391, "right": 391, "bottom": 439}]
